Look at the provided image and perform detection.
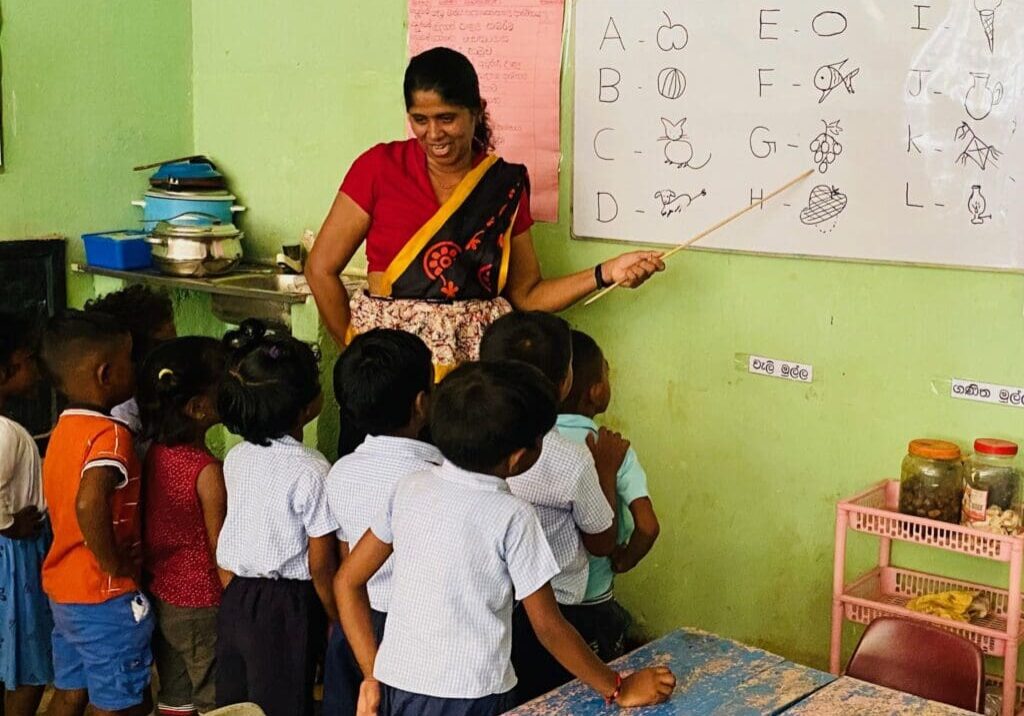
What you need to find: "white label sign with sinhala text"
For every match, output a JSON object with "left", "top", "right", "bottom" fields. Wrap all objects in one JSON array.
[
  {"left": 748, "top": 355, "right": 813, "bottom": 383},
  {"left": 951, "top": 378, "right": 1024, "bottom": 409}
]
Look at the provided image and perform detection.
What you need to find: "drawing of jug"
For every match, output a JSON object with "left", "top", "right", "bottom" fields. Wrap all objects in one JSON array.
[{"left": 965, "top": 72, "right": 1003, "bottom": 120}]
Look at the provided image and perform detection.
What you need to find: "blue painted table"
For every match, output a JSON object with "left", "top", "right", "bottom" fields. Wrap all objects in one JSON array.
[
  {"left": 505, "top": 628, "right": 835, "bottom": 715},
  {"left": 781, "top": 677, "right": 975, "bottom": 715}
]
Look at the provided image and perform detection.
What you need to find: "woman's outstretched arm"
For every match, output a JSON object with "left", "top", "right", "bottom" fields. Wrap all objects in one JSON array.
[{"left": 502, "top": 231, "right": 665, "bottom": 312}]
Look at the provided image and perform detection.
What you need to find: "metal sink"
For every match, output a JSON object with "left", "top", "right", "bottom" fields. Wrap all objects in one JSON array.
[
  {"left": 72, "top": 261, "right": 366, "bottom": 330},
  {"left": 211, "top": 272, "right": 311, "bottom": 295},
  {"left": 209, "top": 271, "right": 309, "bottom": 328}
]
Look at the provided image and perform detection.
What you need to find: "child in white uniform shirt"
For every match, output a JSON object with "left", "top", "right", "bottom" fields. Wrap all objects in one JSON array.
[
  {"left": 324, "top": 329, "right": 441, "bottom": 716},
  {"left": 337, "top": 361, "right": 674, "bottom": 716},
  {"left": 215, "top": 321, "right": 339, "bottom": 716},
  {"left": 479, "top": 310, "right": 631, "bottom": 703},
  {"left": 0, "top": 312, "right": 52, "bottom": 716}
]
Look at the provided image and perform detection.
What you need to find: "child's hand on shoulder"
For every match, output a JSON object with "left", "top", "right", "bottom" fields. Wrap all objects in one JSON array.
[
  {"left": 587, "top": 427, "right": 630, "bottom": 478},
  {"left": 617, "top": 666, "right": 676, "bottom": 707},
  {"left": 357, "top": 678, "right": 381, "bottom": 716},
  {"left": 0, "top": 506, "right": 43, "bottom": 539}
]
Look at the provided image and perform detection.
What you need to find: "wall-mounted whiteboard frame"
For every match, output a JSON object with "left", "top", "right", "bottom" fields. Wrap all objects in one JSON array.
[{"left": 569, "top": 0, "right": 1024, "bottom": 273}]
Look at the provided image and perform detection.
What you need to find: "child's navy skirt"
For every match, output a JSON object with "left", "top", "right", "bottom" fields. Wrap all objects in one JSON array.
[{"left": 0, "top": 520, "right": 54, "bottom": 687}]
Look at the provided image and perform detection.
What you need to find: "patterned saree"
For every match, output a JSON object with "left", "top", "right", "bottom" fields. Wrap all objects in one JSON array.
[{"left": 348, "top": 155, "right": 528, "bottom": 376}]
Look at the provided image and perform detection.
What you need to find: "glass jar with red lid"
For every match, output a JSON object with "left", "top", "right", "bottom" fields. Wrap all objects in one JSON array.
[
  {"left": 962, "top": 438, "right": 1022, "bottom": 534},
  {"left": 898, "top": 439, "right": 964, "bottom": 523}
]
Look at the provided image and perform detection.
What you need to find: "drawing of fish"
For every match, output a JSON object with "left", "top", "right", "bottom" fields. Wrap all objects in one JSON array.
[{"left": 814, "top": 59, "right": 860, "bottom": 103}]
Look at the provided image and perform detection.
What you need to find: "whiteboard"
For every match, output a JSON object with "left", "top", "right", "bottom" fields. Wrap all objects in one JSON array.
[{"left": 572, "top": 1, "right": 1024, "bottom": 270}]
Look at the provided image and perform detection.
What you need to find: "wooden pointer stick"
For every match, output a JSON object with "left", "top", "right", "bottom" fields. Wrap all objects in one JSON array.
[{"left": 583, "top": 168, "right": 815, "bottom": 307}]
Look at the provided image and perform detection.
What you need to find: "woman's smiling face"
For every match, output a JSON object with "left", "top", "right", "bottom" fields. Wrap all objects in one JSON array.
[{"left": 407, "top": 90, "right": 477, "bottom": 168}]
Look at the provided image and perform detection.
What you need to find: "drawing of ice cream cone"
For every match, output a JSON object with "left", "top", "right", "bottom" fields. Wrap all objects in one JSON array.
[{"left": 975, "top": 0, "right": 1002, "bottom": 53}]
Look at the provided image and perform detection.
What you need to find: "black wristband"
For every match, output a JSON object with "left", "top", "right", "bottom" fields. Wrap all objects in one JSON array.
[{"left": 594, "top": 263, "right": 609, "bottom": 289}]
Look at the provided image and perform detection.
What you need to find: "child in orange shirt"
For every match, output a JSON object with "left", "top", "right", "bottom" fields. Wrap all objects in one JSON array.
[{"left": 39, "top": 311, "right": 154, "bottom": 716}]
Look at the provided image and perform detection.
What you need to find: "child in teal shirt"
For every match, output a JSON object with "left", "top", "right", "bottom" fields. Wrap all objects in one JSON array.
[{"left": 557, "top": 330, "right": 661, "bottom": 660}]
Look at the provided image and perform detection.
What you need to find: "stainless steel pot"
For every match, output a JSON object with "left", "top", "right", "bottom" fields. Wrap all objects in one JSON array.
[{"left": 146, "top": 221, "right": 244, "bottom": 277}]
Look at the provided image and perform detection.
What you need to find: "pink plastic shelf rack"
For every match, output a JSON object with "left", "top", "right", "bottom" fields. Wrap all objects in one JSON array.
[{"left": 832, "top": 480, "right": 1024, "bottom": 716}]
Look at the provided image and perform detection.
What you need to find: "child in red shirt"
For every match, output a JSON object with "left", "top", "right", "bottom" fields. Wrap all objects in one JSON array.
[{"left": 138, "top": 337, "right": 229, "bottom": 716}]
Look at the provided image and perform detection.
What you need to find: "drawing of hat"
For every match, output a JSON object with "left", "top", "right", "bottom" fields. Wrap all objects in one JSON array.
[{"left": 800, "top": 184, "right": 848, "bottom": 225}]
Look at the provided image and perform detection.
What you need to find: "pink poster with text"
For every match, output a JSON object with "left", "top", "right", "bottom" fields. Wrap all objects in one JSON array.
[{"left": 408, "top": 0, "right": 565, "bottom": 223}]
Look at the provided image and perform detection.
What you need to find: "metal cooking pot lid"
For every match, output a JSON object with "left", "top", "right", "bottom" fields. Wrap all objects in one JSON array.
[
  {"left": 145, "top": 188, "right": 237, "bottom": 201},
  {"left": 151, "top": 221, "right": 242, "bottom": 239}
]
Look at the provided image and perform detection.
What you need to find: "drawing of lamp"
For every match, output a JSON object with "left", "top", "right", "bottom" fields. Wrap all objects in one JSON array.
[
  {"left": 974, "top": 0, "right": 1001, "bottom": 53},
  {"left": 968, "top": 185, "right": 990, "bottom": 225}
]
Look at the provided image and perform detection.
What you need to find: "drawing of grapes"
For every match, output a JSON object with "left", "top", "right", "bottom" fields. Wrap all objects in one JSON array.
[{"left": 810, "top": 120, "right": 843, "bottom": 173}]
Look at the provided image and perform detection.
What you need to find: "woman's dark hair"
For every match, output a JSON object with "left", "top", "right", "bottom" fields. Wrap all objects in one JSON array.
[
  {"left": 0, "top": 311, "right": 41, "bottom": 370},
  {"left": 404, "top": 46, "right": 494, "bottom": 151},
  {"left": 138, "top": 337, "right": 228, "bottom": 446},
  {"left": 334, "top": 329, "right": 433, "bottom": 456},
  {"left": 430, "top": 360, "right": 556, "bottom": 473},
  {"left": 479, "top": 311, "right": 572, "bottom": 388},
  {"left": 85, "top": 285, "right": 174, "bottom": 366},
  {"left": 562, "top": 330, "right": 604, "bottom": 412},
  {"left": 218, "top": 320, "right": 321, "bottom": 447}
]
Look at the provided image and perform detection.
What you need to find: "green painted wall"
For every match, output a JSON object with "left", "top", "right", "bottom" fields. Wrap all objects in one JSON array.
[
  {"left": 0, "top": 0, "right": 193, "bottom": 307},
  {"left": 189, "top": 0, "right": 1024, "bottom": 673}
]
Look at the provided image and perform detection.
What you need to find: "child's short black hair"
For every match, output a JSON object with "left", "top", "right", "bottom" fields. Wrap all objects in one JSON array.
[
  {"left": 479, "top": 311, "right": 572, "bottom": 387},
  {"left": 430, "top": 360, "right": 556, "bottom": 473},
  {"left": 334, "top": 329, "right": 433, "bottom": 453},
  {"left": 85, "top": 285, "right": 173, "bottom": 365},
  {"left": 0, "top": 311, "right": 41, "bottom": 370},
  {"left": 563, "top": 330, "right": 604, "bottom": 411},
  {"left": 138, "top": 337, "right": 228, "bottom": 446},
  {"left": 218, "top": 320, "right": 321, "bottom": 446},
  {"left": 40, "top": 310, "right": 130, "bottom": 392}
]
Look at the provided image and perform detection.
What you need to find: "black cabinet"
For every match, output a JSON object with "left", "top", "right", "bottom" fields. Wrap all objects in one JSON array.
[{"left": 0, "top": 239, "right": 66, "bottom": 439}]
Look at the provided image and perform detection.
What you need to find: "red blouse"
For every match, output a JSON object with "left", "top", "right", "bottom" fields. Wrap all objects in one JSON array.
[
  {"left": 143, "top": 443, "right": 222, "bottom": 608},
  {"left": 339, "top": 138, "right": 534, "bottom": 273}
]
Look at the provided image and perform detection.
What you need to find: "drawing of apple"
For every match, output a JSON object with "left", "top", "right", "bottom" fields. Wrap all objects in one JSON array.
[{"left": 657, "top": 11, "right": 688, "bottom": 51}]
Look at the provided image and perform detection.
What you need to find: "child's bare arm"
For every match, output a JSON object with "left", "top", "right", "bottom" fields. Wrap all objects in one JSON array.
[
  {"left": 522, "top": 583, "right": 675, "bottom": 706},
  {"left": 196, "top": 462, "right": 232, "bottom": 587},
  {"left": 309, "top": 534, "right": 340, "bottom": 622},
  {"left": 77, "top": 467, "right": 137, "bottom": 578},
  {"left": 612, "top": 497, "right": 660, "bottom": 573},
  {"left": 336, "top": 531, "right": 393, "bottom": 714}
]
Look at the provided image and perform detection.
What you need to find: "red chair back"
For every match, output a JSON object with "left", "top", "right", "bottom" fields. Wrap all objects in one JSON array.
[{"left": 845, "top": 617, "right": 985, "bottom": 713}]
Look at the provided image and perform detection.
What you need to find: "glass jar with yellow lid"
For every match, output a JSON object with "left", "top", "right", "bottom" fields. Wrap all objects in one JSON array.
[{"left": 898, "top": 439, "right": 964, "bottom": 523}]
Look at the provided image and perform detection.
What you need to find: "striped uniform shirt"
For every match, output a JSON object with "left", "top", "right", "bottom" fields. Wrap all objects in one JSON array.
[
  {"left": 326, "top": 435, "right": 443, "bottom": 612},
  {"left": 218, "top": 436, "right": 338, "bottom": 580},
  {"left": 371, "top": 461, "right": 559, "bottom": 699},
  {"left": 507, "top": 429, "right": 613, "bottom": 604}
]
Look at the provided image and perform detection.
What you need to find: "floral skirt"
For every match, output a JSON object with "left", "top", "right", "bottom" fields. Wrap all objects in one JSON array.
[{"left": 348, "top": 291, "right": 512, "bottom": 379}]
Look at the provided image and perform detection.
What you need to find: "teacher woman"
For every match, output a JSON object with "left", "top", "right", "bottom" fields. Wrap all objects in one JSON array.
[{"left": 306, "top": 47, "right": 663, "bottom": 372}]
